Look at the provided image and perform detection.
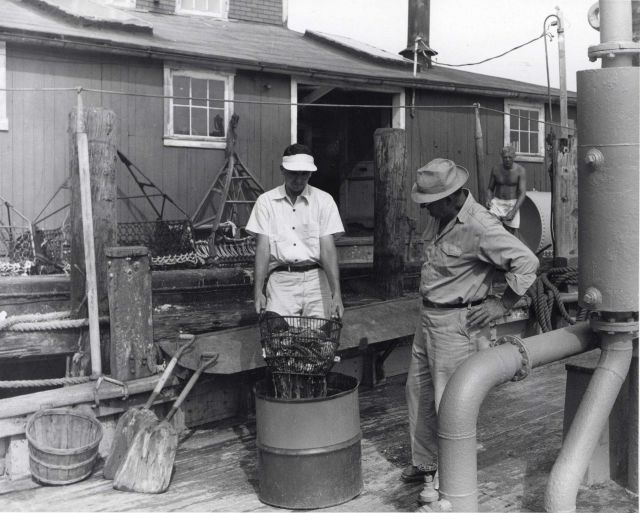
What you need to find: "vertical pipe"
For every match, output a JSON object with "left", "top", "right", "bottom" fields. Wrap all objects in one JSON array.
[
  {"left": 600, "top": 0, "right": 634, "bottom": 67},
  {"left": 544, "top": 335, "right": 633, "bottom": 513},
  {"left": 628, "top": 344, "right": 638, "bottom": 493},
  {"left": 407, "top": 0, "right": 431, "bottom": 67}
]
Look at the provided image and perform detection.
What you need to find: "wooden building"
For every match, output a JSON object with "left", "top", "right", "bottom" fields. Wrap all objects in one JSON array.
[{"left": 0, "top": 0, "right": 577, "bottom": 240}]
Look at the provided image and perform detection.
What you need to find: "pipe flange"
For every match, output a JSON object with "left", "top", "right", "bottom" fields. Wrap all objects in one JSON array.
[
  {"left": 590, "top": 318, "right": 639, "bottom": 336},
  {"left": 588, "top": 41, "right": 640, "bottom": 61},
  {"left": 491, "top": 335, "right": 531, "bottom": 381}
]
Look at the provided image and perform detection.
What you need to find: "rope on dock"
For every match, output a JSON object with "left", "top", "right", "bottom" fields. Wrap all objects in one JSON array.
[
  {"left": 0, "top": 310, "right": 109, "bottom": 331},
  {"left": 527, "top": 267, "right": 586, "bottom": 332},
  {"left": 0, "top": 376, "right": 91, "bottom": 388}
]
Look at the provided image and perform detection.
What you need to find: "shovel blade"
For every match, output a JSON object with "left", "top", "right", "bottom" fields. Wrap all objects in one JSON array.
[
  {"left": 103, "top": 408, "right": 158, "bottom": 480},
  {"left": 113, "top": 421, "right": 178, "bottom": 494}
]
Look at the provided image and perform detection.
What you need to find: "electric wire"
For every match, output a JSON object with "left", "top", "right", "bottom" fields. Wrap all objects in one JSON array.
[{"left": 432, "top": 33, "right": 547, "bottom": 67}]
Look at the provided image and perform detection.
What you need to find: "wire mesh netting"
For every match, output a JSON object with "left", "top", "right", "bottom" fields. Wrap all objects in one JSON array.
[
  {"left": 259, "top": 313, "right": 342, "bottom": 399},
  {"left": 0, "top": 197, "right": 36, "bottom": 276},
  {"left": 118, "top": 220, "right": 195, "bottom": 257}
]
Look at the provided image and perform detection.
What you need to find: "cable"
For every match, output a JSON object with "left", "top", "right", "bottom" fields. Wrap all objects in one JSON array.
[{"left": 433, "top": 33, "right": 546, "bottom": 67}]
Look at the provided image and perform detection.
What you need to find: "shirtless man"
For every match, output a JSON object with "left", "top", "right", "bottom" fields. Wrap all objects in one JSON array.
[{"left": 486, "top": 146, "right": 526, "bottom": 235}]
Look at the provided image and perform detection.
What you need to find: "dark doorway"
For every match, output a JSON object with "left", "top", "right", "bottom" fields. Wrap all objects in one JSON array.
[{"left": 297, "top": 86, "right": 393, "bottom": 236}]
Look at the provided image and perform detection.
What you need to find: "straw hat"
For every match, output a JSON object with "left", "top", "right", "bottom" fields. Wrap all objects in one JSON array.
[{"left": 410, "top": 158, "right": 469, "bottom": 204}]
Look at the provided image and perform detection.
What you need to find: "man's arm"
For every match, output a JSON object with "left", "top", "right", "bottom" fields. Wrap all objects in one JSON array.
[
  {"left": 253, "top": 234, "right": 270, "bottom": 314},
  {"left": 319, "top": 234, "right": 344, "bottom": 318},
  {"left": 467, "top": 222, "right": 539, "bottom": 328},
  {"left": 486, "top": 170, "right": 496, "bottom": 208},
  {"left": 504, "top": 166, "right": 527, "bottom": 221}
]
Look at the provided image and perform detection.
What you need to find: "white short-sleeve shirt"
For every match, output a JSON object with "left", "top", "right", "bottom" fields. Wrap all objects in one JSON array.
[{"left": 246, "top": 184, "right": 345, "bottom": 268}]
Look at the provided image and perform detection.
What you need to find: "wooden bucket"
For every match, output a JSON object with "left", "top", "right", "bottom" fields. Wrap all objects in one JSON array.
[{"left": 25, "top": 408, "right": 103, "bottom": 485}]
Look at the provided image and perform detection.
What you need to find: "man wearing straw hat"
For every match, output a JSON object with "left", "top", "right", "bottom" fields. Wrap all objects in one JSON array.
[
  {"left": 401, "top": 158, "right": 538, "bottom": 485},
  {"left": 246, "top": 143, "right": 345, "bottom": 319}
]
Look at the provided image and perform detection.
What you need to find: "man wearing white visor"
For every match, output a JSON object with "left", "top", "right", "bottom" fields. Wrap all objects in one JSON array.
[{"left": 246, "top": 144, "right": 345, "bottom": 319}]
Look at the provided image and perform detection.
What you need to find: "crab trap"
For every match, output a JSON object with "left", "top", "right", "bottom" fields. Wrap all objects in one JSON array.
[{"left": 258, "top": 314, "right": 342, "bottom": 399}]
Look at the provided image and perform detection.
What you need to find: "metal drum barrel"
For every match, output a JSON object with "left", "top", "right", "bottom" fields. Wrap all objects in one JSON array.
[
  {"left": 255, "top": 372, "right": 363, "bottom": 509},
  {"left": 519, "top": 191, "right": 552, "bottom": 257}
]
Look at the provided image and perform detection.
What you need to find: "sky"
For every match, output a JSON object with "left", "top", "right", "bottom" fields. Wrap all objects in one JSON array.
[{"left": 287, "top": 0, "right": 602, "bottom": 92}]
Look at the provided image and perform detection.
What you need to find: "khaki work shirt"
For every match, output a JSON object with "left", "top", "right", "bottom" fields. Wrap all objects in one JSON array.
[
  {"left": 246, "top": 184, "right": 344, "bottom": 271},
  {"left": 419, "top": 190, "right": 538, "bottom": 304}
]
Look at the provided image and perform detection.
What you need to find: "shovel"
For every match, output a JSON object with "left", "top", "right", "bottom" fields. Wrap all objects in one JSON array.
[
  {"left": 113, "top": 351, "right": 219, "bottom": 494},
  {"left": 103, "top": 333, "right": 197, "bottom": 479}
]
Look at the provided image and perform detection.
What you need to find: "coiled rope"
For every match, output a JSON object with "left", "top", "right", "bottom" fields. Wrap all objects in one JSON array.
[
  {"left": 0, "top": 310, "right": 108, "bottom": 388},
  {"left": 527, "top": 267, "right": 587, "bottom": 333}
]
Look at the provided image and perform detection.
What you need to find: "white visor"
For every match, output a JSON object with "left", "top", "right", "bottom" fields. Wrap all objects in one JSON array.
[{"left": 281, "top": 154, "right": 317, "bottom": 172}]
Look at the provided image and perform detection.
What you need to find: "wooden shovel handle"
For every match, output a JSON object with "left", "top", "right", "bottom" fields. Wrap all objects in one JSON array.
[
  {"left": 143, "top": 334, "right": 197, "bottom": 410},
  {"left": 165, "top": 352, "right": 219, "bottom": 422}
]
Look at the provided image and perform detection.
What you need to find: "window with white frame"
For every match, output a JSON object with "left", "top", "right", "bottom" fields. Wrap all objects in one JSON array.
[
  {"left": 164, "top": 66, "right": 234, "bottom": 149},
  {"left": 176, "top": 0, "right": 228, "bottom": 17},
  {"left": 504, "top": 100, "right": 545, "bottom": 159},
  {"left": 0, "top": 41, "right": 6, "bottom": 131}
]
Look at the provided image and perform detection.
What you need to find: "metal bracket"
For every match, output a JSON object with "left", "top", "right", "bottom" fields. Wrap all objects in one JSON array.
[
  {"left": 93, "top": 376, "right": 129, "bottom": 408},
  {"left": 490, "top": 334, "right": 531, "bottom": 381}
]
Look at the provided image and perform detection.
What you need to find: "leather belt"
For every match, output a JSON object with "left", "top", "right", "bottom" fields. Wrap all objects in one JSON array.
[
  {"left": 422, "top": 298, "right": 484, "bottom": 309},
  {"left": 273, "top": 263, "right": 321, "bottom": 273}
]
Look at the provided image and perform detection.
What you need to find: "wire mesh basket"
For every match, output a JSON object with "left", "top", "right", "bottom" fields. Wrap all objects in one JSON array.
[{"left": 259, "top": 313, "right": 342, "bottom": 399}]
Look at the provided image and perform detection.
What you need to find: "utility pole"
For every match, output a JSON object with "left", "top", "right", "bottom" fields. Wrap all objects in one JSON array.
[{"left": 557, "top": 7, "right": 569, "bottom": 143}]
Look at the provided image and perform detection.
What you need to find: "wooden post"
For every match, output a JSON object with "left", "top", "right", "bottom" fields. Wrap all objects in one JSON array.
[
  {"left": 373, "top": 128, "right": 407, "bottom": 299},
  {"left": 557, "top": 8, "right": 569, "bottom": 142},
  {"left": 69, "top": 100, "right": 118, "bottom": 376},
  {"left": 106, "top": 246, "right": 155, "bottom": 381},
  {"left": 552, "top": 136, "right": 578, "bottom": 264},
  {"left": 473, "top": 104, "right": 487, "bottom": 205}
]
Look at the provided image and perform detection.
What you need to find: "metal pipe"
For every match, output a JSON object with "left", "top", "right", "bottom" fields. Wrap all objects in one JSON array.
[
  {"left": 600, "top": 0, "right": 634, "bottom": 68},
  {"left": 436, "top": 323, "right": 597, "bottom": 512},
  {"left": 544, "top": 334, "right": 634, "bottom": 513}
]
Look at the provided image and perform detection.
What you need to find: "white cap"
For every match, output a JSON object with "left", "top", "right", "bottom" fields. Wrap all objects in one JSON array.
[{"left": 281, "top": 153, "right": 317, "bottom": 172}]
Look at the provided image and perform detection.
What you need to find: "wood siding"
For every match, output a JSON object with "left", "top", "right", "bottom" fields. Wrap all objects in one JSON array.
[
  {"left": 0, "top": 45, "right": 290, "bottom": 227},
  {"left": 405, "top": 89, "right": 576, "bottom": 233}
]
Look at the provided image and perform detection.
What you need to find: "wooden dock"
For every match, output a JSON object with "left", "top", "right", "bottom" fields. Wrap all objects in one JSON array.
[{"left": 0, "top": 351, "right": 636, "bottom": 513}]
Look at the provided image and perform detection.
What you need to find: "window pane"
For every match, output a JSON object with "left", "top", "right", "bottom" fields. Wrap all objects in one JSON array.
[
  {"left": 510, "top": 113, "right": 519, "bottom": 131},
  {"left": 191, "top": 108, "right": 207, "bottom": 136},
  {"left": 520, "top": 134, "right": 529, "bottom": 153},
  {"left": 209, "top": 109, "right": 225, "bottom": 137},
  {"left": 208, "top": 0, "right": 221, "bottom": 12},
  {"left": 530, "top": 110, "right": 539, "bottom": 121},
  {"left": 208, "top": 80, "right": 225, "bottom": 109},
  {"left": 173, "top": 76, "right": 189, "bottom": 105},
  {"left": 192, "top": 78, "right": 207, "bottom": 107},
  {"left": 510, "top": 131, "right": 519, "bottom": 152},
  {"left": 174, "top": 106, "right": 190, "bottom": 135},
  {"left": 530, "top": 133, "right": 538, "bottom": 152}
]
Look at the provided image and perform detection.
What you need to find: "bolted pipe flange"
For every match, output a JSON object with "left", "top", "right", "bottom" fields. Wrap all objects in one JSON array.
[
  {"left": 490, "top": 335, "right": 531, "bottom": 381},
  {"left": 590, "top": 318, "right": 639, "bottom": 336}
]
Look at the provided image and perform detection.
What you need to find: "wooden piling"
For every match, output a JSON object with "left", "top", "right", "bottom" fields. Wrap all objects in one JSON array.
[
  {"left": 552, "top": 136, "right": 578, "bottom": 264},
  {"left": 373, "top": 128, "right": 407, "bottom": 299},
  {"left": 69, "top": 105, "right": 117, "bottom": 375},
  {"left": 106, "top": 246, "right": 155, "bottom": 381},
  {"left": 473, "top": 104, "right": 487, "bottom": 206}
]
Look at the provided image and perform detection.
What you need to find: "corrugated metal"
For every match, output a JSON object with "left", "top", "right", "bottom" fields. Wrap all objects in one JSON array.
[{"left": 0, "top": 0, "right": 574, "bottom": 101}]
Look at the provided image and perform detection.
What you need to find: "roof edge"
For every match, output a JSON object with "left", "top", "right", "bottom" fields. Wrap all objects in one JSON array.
[{"left": 0, "top": 29, "right": 576, "bottom": 105}]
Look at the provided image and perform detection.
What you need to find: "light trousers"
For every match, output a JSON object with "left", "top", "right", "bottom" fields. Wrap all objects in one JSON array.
[
  {"left": 405, "top": 304, "right": 491, "bottom": 469},
  {"left": 266, "top": 268, "right": 332, "bottom": 318}
]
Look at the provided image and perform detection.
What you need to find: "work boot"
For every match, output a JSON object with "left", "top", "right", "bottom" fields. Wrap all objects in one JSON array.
[{"left": 400, "top": 463, "right": 437, "bottom": 483}]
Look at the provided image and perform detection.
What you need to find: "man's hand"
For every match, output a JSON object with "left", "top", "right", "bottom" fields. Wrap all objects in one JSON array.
[
  {"left": 467, "top": 297, "right": 508, "bottom": 328},
  {"left": 503, "top": 209, "right": 516, "bottom": 222},
  {"left": 330, "top": 295, "right": 344, "bottom": 319},
  {"left": 485, "top": 199, "right": 493, "bottom": 209},
  {"left": 255, "top": 292, "right": 267, "bottom": 314}
]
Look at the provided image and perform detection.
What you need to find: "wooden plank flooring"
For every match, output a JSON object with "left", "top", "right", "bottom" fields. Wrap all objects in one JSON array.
[{"left": 1, "top": 351, "right": 637, "bottom": 513}]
